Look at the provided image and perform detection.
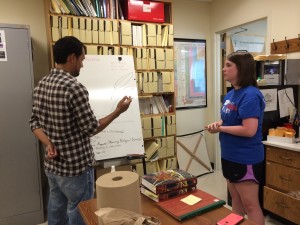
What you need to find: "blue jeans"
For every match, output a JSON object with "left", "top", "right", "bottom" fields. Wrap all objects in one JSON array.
[{"left": 45, "top": 167, "right": 94, "bottom": 225}]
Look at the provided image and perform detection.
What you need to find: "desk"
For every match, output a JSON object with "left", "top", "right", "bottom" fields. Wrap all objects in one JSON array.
[{"left": 79, "top": 195, "right": 256, "bottom": 225}]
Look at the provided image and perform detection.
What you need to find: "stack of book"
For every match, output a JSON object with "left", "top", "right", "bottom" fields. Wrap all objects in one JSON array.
[
  {"left": 50, "top": 0, "right": 120, "bottom": 19},
  {"left": 140, "top": 169, "right": 197, "bottom": 202}
]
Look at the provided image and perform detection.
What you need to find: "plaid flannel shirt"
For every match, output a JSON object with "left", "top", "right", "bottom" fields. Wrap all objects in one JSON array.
[{"left": 29, "top": 68, "right": 98, "bottom": 177}]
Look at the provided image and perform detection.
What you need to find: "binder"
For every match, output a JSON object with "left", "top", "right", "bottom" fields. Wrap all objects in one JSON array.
[
  {"left": 142, "top": 72, "right": 149, "bottom": 93},
  {"left": 156, "top": 48, "right": 165, "bottom": 70},
  {"left": 86, "top": 30, "right": 92, "bottom": 43},
  {"left": 144, "top": 141, "right": 159, "bottom": 161},
  {"left": 168, "top": 25, "right": 174, "bottom": 46},
  {"left": 134, "top": 48, "right": 142, "bottom": 70},
  {"left": 166, "top": 136, "right": 175, "bottom": 157},
  {"left": 61, "top": 28, "right": 69, "bottom": 37},
  {"left": 142, "top": 24, "right": 147, "bottom": 46},
  {"left": 51, "top": 27, "right": 60, "bottom": 41},
  {"left": 98, "top": 20, "right": 105, "bottom": 44},
  {"left": 98, "top": 46, "right": 103, "bottom": 55},
  {"left": 141, "top": 48, "right": 148, "bottom": 70},
  {"left": 104, "top": 46, "right": 109, "bottom": 55},
  {"left": 92, "top": 30, "right": 99, "bottom": 44},
  {"left": 166, "top": 114, "right": 176, "bottom": 135},
  {"left": 113, "top": 46, "right": 120, "bottom": 55},
  {"left": 121, "top": 47, "right": 128, "bottom": 55},
  {"left": 79, "top": 17, "right": 86, "bottom": 30},
  {"left": 152, "top": 116, "right": 162, "bottom": 129},
  {"left": 86, "top": 45, "right": 98, "bottom": 55},
  {"left": 51, "top": 15, "right": 59, "bottom": 28},
  {"left": 72, "top": 17, "right": 79, "bottom": 29},
  {"left": 165, "top": 49, "right": 173, "bottom": 60},
  {"left": 148, "top": 48, "right": 156, "bottom": 70},
  {"left": 86, "top": 18, "right": 92, "bottom": 30},
  {"left": 61, "top": 16, "right": 68, "bottom": 29},
  {"left": 161, "top": 26, "right": 169, "bottom": 47},
  {"left": 157, "top": 138, "right": 167, "bottom": 159},
  {"left": 92, "top": 19, "right": 98, "bottom": 31},
  {"left": 79, "top": 29, "right": 86, "bottom": 42},
  {"left": 156, "top": 25, "right": 162, "bottom": 46},
  {"left": 147, "top": 24, "right": 157, "bottom": 46},
  {"left": 112, "top": 20, "right": 119, "bottom": 44},
  {"left": 137, "top": 72, "right": 143, "bottom": 93},
  {"left": 120, "top": 21, "right": 132, "bottom": 45},
  {"left": 159, "top": 72, "right": 174, "bottom": 93},
  {"left": 142, "top": 117, "right": 152, "bottom": 138},
  {"left": 72, "top": 28, "right": 80, "bottom": 39},
  {"left": 104, "top": 20, "right": 112, "bottom": 44}
]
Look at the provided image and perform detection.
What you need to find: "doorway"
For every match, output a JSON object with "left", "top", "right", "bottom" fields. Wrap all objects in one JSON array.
[{"left": 213, "top": 18, "right": 268, "bottom": 169}]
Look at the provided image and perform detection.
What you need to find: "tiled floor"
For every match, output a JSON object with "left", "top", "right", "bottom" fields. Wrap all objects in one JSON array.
[{"left": 38, "top": 170, "right": 285, "bottom": 225}]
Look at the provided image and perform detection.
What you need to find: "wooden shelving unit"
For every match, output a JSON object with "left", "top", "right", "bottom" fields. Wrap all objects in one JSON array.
[{"left": 44, "top": 0, "right": 176, "bottom": 175}]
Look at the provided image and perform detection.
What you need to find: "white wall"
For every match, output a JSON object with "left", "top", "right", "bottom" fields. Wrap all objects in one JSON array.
[
  {"left": 173, "top": 0, "right": 216, "bottom": 161},
  {"left": 0, "top": 0, "right": 49, "bottom": 84}
]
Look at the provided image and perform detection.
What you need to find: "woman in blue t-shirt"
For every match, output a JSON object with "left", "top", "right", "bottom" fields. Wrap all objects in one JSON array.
[{"left": 207, "top": 52, "right": 265, "bottom": 225}]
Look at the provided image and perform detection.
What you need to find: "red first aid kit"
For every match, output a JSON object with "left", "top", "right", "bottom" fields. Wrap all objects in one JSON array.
[{"left": 121, "top": 0, "right": 165, "bottom": 23}]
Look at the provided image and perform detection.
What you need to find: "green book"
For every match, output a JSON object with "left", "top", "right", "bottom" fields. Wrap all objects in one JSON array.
[{"left": 157, "top": 189, "right": 226, "bottom": 221}]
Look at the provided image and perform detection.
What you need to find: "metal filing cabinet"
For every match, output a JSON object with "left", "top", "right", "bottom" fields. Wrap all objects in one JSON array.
[{"left": 0, "top": 24, "right": 43, "bottom": 225}]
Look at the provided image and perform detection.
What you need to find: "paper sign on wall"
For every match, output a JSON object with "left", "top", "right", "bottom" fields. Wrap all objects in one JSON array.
[
  {"left": 260, "top": 89, "right": 277, "bottom": 112},
  {"left": 231, "top": 35, "right": 265, "bottom": 53},
  {"left": 0, "top": 30, "right": 8, "bottom": 61},
  {"left": 278, "top": 88, "right": 295, "bottom": 118}
]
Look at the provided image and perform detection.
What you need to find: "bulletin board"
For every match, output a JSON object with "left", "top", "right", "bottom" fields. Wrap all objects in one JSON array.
[{"left": 174, "top": 38, "right": 207, "bottom": 109}]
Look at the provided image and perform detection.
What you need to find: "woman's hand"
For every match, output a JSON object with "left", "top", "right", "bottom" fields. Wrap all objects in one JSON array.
[{"left": 205, "top": 121, "right": 223, "bottom": 134}]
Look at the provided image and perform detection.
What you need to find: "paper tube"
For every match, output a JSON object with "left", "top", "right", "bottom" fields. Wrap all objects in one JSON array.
[{"left": 96, "top": 171, "right": 142, "bottom": 214}]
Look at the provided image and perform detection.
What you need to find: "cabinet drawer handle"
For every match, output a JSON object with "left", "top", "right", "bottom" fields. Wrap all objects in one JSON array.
[
  {"left": 279, "top": 156, "right": 292, "bottom": 161},
  {"left": 279, "top": 176, "right": 293, "bottom": 182},
  {"left": 276, "top": 202, "right": 289, "bottom": 208}
]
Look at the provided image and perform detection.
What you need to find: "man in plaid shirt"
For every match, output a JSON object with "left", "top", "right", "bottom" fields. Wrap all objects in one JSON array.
[{"left": 29, "top": 36, "right": 132, "bottom": 225}]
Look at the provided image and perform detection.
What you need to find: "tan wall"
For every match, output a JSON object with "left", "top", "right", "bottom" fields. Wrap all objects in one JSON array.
[
  {"left": 209, "top": 0, "right": 300, "bottom": 167},
  {"left": 210, "top": 0, "right": 300, "bottom": 57},
  {"left": 173, "top": 0, "right": 215, "bottom": 162},
  {"left": 0, "top": 0, "right": 49, "bottom": 84},
  {"left": 3, "top": 0, "right": 299, "bottom": 166}
]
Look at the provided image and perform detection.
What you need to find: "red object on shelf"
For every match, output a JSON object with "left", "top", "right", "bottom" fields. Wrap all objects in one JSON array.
[
  {"left": 284, "top": 123, "right": 293, "bottom": 129},
  {"left": 121, "top": 0, "right": 165, "bottom": 23}
]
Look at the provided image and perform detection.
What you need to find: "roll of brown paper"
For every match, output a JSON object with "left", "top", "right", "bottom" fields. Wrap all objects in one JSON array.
[{"left": 96, "top": 171, "right": 142, "bottom": 214}]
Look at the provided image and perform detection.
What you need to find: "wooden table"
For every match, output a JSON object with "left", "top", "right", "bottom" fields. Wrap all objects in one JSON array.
[{"left": 79, "top": 195, "right": 256, "bottom": 225}]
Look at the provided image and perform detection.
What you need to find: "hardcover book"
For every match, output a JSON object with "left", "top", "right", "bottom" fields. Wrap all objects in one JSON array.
[
  {"left": 141, "top": 169, "right": 197, "bottom": 194},
  {"left": 141, "top": 185, "right": 197, "bottom": 202},
  {"left": 157, "top": 189, "right": 226, "bottom": 221}
]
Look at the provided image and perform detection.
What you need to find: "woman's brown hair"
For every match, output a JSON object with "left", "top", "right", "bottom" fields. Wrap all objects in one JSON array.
[{"left": 227, "top": 52, "right": 257, "bottom": 87}]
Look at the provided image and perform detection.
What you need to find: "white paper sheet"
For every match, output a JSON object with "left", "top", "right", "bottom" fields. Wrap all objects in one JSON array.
[
  {"left": 231, "top": 35, "right": 265, "bottom": 53},
  {"left": 180, "top": 195, "right": 201, "bottom": 205},
  {"left": 260, "top": 89, "right": 277, "bottom": 112},
  {"left": 0, "top": 30, "right": 8, "bottom": 61},
  {"left": 278, "top": 88, "right": 295, "bottom": 118}
]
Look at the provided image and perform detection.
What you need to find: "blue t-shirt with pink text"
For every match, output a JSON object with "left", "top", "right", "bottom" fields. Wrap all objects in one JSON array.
[{"left": 219, "top": 86, "right": 265, "bottom": 164}]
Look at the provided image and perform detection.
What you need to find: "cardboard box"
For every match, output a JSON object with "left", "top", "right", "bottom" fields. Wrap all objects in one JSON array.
[
  {"left": 122, "top": 0, "right": 164, "bottom": 23},
  {"left": 267, "top": 135, "right": 295, "bottom": 144}
]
